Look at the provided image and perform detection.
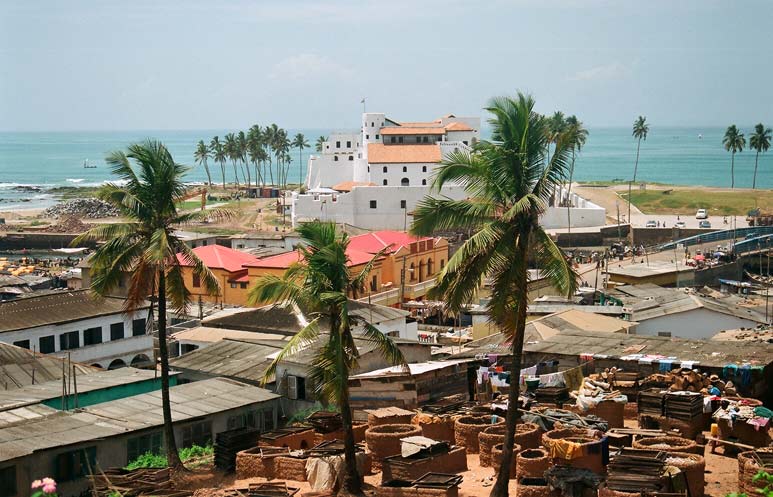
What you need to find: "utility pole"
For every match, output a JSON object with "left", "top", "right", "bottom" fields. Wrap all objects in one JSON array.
[{"left": 616, "top": 201, "right": 621, "bottom": 243}]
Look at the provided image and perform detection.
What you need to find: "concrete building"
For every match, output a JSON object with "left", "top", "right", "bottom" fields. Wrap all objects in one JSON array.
[
  {"left": 293, "top": 111, "right": 605, "bottom": 231},
  {"left": 0, "top": 378, "right": 279, "bottom": 497},
  {"left": 0, "top": 291, "right": 153, "bottom": 370}
]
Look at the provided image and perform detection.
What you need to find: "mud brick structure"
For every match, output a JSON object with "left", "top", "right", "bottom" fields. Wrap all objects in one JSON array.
[
  {"left": 365, "top": 423, "right": 422, "bottom": 470},
  {"left": 381, "top": 446, "right": 467, "bottom": 483},
  {"left": 453, "top": 415, "right": 503, "bottom": 454},
  {"left": 491, "top": 442, "right": 521, "bottom": 478},
  {"left": 516, "top": 449, "right": 551, "bottom": 478}
]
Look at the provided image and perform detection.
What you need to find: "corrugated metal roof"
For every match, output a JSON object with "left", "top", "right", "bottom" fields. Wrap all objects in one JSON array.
[
  {"left": 0, "top": 290, "right": 148, "bottom": 333},
  {"left": 0, "top": 368, "right": 163, "bottom": 411},
  {"left": 170, "top": 339, "right": 283, "bottom": 384},
  {"left": 0, "top": 377, "right": 278, "bottom": 463},
  {"left": 352, "top": 359, "right": 469, "bottom": 378},
  {"left": 0, "top": 342, "right": 99, "bottom": 390}
]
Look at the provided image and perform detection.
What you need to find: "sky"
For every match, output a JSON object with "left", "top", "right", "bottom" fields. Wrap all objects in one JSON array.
[{"left": 1, "top": 0, "right": 772, "bottom": 131}]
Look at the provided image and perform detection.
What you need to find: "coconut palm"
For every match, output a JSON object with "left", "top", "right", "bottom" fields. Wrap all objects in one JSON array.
[
  {"left": 237, "top": 130, "right": 251, "bottom": 192},
  {"left": 194, "top": 140, "right": 212, "bottom": 186},
  {"left": 292, "top": 133, "right": 310, "bottom": 189},
  {"left": 264, "top": 124, "right": 278, "bottom": 186},
  {"left": 723, "top": 125, "right": 746, "bottom": 189},
  {"left": 315, "top": 135, "right": 327, "bottom": 153},
  {"left": 749, "top": 123, "right": 771, "bottom": 189},
  {"left": 628, "top": 116, "right": 649, "bottom": 224},
  {"left": 411, "top": 93, "right": 577, "bottom": 497},
  {"left": 546, "top": 111, "right": 566, "bottom": 163},
  {"left": 249, "top": 221, "right": 406, "bottom": 495},
  {"left": 210, "top": 136, "right": 227, "bottom": 189},
  {"left": 564, "top": 115, "right": 589, "bottom": 234},
  {"left": 73, "top": 140, "right": 226, "bottom": 470},
  {"left": 224, "top": 133, "right": 241, "bottom": 190},
  {"left": 248, "top": 125, "right": 266, "bottom": 188}
]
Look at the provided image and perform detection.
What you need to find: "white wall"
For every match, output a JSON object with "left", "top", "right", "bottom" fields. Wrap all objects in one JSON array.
[
  {"left": 0, "top": 308, "right": 153, "bottom": 368},
  {"left": 230, "top": 234, "right": 301, "bottom": 251},
  {"left": 369, "top": 162, "right": 436, "bottom": 187},
  {"left": 539, "top": 187, "right": 607, "bottom": 229},
  {"left": 634, "top": 308, "right": 762, "bottom": 339},
  {"left": 292, "top": 185, "right": 468, "bottom": 231}
]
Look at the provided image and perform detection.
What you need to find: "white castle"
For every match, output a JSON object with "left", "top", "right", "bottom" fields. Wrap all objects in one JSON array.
[{"left": 291, "top": 112, "right": 605, "bottom": 231}]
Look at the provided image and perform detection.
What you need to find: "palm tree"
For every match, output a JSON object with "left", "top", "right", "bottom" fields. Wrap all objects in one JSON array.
[
  {"left": 546, "top": 111, "right": 566, "bottom": 164},
  {"left": 249, "top": 222, "right": 406, "bottom": 495},
  {"left": 749, "top": 123, "right": 771, "bottom": 189},
  {"left": 564, "top": 115, "right": 589, "bottom": 234},
  {"left": 224, "top": 133, "right": 241, "bottom": 190},
  {"left": 74, "top": 140, "right": 225, "bottom": 470},
  {"left": 723, "top": 125, "right": 746, "bottom": 189},
  {"left": 237, "top": 131, "right": 251, "bottom": 192},
  {"left": 210, "top": 136, "right": 227, "bottom": 189},
  {"left": 411, "top": 93, "right": 577, "bottom": 497},
  {"left": 292, "top": 133, "right": 310, "bottom": 189},
  {"left": 247, "top": 125, "right": 264, "bottom": 188},
  {"left": 264, "top": 124, "right": 277, "bottom": 186},
  {"left": 315, "top": 135, "right": 327, "bottom": 153},
  {"left": 629, "top": 116, "right": 649, "bottom": 224},
  {"left": 194, "top": 140, "right": 212, "bottom": 186}
]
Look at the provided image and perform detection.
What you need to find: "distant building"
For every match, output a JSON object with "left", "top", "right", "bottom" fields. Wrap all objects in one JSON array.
[
  {"left": 0, "top": 290, "right": 153, "bottom": 370},
  {"left": 0, "top": 341, "right": 99, "bottom": 391},
  {"left": 0, "top": 378, "right": 279, "bottom": 497},
  {"left": 176, "top": 244, "right": 262, "bottom": 307}
]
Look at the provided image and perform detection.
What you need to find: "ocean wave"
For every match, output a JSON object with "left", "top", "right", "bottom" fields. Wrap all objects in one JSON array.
[
  {"left": 0, "top": 182, "right": 56, "bottom": 190},
  {"left": 66, "top": 178, "right": 85, "bottom": 183}
]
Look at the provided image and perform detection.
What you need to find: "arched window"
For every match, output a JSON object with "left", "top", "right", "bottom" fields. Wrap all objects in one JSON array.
[
  {"left": 422, "top": 166, "right": 427, "bottom": 172},
  {"left": 427, "top": 258, "right": 434, "bottom": 275},
  {"left": 334, "top": 156, "right": 339, "bottom": 162},
  {"left": 383, "top": 166, "right": 388, "bottom": 173},
  {"left": 440, "top": 259, "right": 445, "bottom": 270},
  {"left": 409, "top": 262, "right": 416, "bottom": 281},
  {"left": 402, "top": 166, "right": 407, "bottom": 173},
  {"left": 383, "top": 179, "right": 388, "bottom": 185},
  {"left": 401, "top": 178, "right": 410, "bottom": 186},
  {"left": 348, "top": 155, "right": 353, "bottom": 161},
  {"left": 422, "top": 179, "right": 427, "bottom": 185}
]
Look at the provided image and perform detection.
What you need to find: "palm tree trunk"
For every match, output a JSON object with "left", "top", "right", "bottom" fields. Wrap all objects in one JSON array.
[
  {"left": 203, "top": 159, "right": 212, "bottom": 186},
  {"left": 731, "top": 153, "right": 735, "bottom": 189},
  {"left": 157, "top": 269, "right": 184, "bottom": 470},
  {"left": 567, "top": 150, "right": 575, "bottom": 235},
  {"left": 220, "top": 163, "right": 226, "bottom": 189},
  {"left": 244, "top": 160, "right": 251, "bottom": 193},
  {"left": 490, "top": 232, "right": 531, "bottom": 497},
  {"left": 754, "top": 152, "right": 759, "bottom": 189},
  {"left": 336, "top": 316, "right": 362, "bottom": 495},
  {"left": 633, "top": 138, "right": 641, "bottom": 183},
  {"left": 232, "top": 161, "right": 240, "bottom": 190},
  {"left": 268, "top": 158, "right": 275, "bottom": 186},
  {"left": 298, "top": 148, "right": 303, "bottom": 189}
]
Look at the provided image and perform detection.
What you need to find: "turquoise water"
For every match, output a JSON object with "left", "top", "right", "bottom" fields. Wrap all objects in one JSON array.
[{"left": 0, "top": 126, "right": 770, "bottom": 209}]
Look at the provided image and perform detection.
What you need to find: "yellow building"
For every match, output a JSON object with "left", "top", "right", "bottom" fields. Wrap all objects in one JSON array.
[{"left": 176, "top": 245, "right": 262, "bottom": 307}]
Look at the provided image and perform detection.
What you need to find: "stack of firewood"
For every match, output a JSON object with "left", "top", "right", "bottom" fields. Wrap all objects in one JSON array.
[{"left": 641, "top": 368, "right": 733, "bottom": 395}]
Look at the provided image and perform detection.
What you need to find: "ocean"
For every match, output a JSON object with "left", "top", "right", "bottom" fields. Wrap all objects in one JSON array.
[{"left": 0, "top": 126, "right": 770, "bottom": 210}]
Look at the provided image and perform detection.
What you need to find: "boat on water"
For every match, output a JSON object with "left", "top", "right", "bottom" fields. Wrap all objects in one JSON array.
[{"left": 83, "top": 159, "right": 97, "bottom": 169}]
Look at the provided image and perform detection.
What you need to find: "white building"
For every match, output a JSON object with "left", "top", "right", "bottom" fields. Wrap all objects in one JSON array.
[
  {"left": 293, "top": 112, "right": 604, "bottom": 230},
  {"left": 0, "top": 290, "right": 153, "bottom": 370}
]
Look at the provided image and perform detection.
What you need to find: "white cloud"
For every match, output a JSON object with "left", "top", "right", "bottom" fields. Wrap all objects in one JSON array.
[
  {"left": 569, "top": 62, "right": 632, "bottom": 82},
  {"left": 269, "top": 53, "right": 354, "bottom": 82}
]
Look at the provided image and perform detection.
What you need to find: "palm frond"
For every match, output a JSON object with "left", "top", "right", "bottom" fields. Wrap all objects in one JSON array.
[
  {"left": 410, "top": 197, "right": 496, "bottom": 236},
  {"left": 262, "top": 318, "right": 321, "bottom": 385},
  {"left": 356, "top": 320, "right": 407, "bottom": 371},
  {"left": 531, "top": 227, "right": 578, "bottom": 297}
]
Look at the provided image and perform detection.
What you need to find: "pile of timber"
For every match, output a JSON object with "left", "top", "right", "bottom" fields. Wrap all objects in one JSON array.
[
  {"left": 641, "top": 368, "right": 733, "bottom": 394},
  {"left": 664, "top": 391, "right": 704, "bottom": 421},
  {"left": 570, "top": 377, "right": 622, "bottom": 400},
  {"left": 215, "top": 426, "right": 261, "bottom": 472},
  {"left": 211, "top": 483, "right": 301, "bottom": 497},
  {"left": 89, "top": 468, "right": 190, "bottom": 497},
  {"left": 637, "top": 389, "right": 666, "bottom": 416},
  {"left": 535, "top": 386, "right": 569, "bottom": 404},
  {"left": 606, "top": 448, "right": 667, "bottom": 493},
  {"left": 307, "top": 411, "right": 343, "bottom": 433}
]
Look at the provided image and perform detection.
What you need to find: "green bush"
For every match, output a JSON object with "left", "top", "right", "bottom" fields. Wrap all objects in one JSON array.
[{"left": 124, "top": 444, "right": 213, "bottom": 470}]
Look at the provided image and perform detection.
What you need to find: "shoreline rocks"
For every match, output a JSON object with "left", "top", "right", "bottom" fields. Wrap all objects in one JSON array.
[{"left": 43, "top": 198, "right": 120, "bottom": 219}]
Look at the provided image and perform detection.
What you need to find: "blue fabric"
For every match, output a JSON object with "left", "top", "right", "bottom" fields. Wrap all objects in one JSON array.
[
  {"left": 723, "top": 364, "right": 738, "bottom": 379},
  {"left": 659, "top": 361, "right": 672, "bottom": 373},
  {"left": 740, "top": 364, "right": 752, "bottom": 386}
]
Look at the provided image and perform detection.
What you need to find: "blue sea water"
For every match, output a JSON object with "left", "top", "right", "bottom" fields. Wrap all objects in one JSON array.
[{"left": 0, "top": 126, "right": 770, "bottom": 209}]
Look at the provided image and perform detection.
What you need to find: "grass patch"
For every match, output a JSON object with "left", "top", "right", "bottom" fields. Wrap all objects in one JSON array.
[
  {"left": 125, "top": 444, "right": 214, "bottom": 470},
  {"left": 176, "top": 200, "right": 206, "bottom": 211},
  {"left": 621, "top": 189, "right": 773, "bottom": 215},
  {"left": 48, "top": 186, "right": 102, "bottom": 199},
  {"left": 186, "top": 226, "right": 241, "bottom": 236}
]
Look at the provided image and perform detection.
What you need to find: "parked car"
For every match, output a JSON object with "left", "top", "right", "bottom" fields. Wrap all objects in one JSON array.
[
  {"left": 675, "top": 221, "right": 687, "bottom": 229},
  {"left": 696, "top": 209, "right": 708, "bottom": 219},
  {"left": 699, "top": 220, "right": 712, "bottom": 228},
  {"left": 645, "top": 220, "right": 657, "bottom": 228}
]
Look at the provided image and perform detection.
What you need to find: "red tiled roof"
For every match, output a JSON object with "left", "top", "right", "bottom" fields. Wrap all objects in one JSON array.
[
  {"left": 380, "top": 127, "right": 445, "bottom": 135},
  {"left": 445, "top": 122, "right": 473, "bottom": 131},
  {"left": 367, "top": 144, "right": 441, "bottom": 164},
  {"left": 245, "top": 248, "right": 377, "bottom": 270},
  {"left": 176, "top": 245, "right": 260, "bottom": 273},
  {"left": 348, "top": 231, "right": 434, "bottom": 255},
  {"left": 228, "top": 272, "right": 250, "bottom": 283},
  {"left": 332, "top": 181, "right": 375, "bottom": 192}
]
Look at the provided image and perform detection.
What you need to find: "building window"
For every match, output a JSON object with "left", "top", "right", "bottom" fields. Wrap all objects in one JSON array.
[
  {"left": 366, "top": 134, "right": 369, "bottom": 139},
  {"left": 240, "top": 282, "right": 248, "bottom": 289},
  {"left": 422, "top": 179, "right": 427, "bottom": 185},
  {"left": 423, "top": 136, "right": 429, "bottom": 143},
  {"left": 263, "top": 408, "right": 275, "bottom": 430},
  {"left": 401, "top": 178, "right": 410, "bottom": 186},
  {"left": 398, "top": 137, "right": 404, "bottom": 143},
  {"left": 55, "top": 446, "right": 96, "bottom": 481},
  {"left": 59, "top": 331, "right": 80, "bottom": 351},
  {"left": 370, "top": 200, "right": 377, "bottom": 209},
  {"left": 110, "top": 322, "right": 125, "bottom": 341},
  {"left": 348, "top": 155, "right": 353, "bottom": 161},
  {"left": 383, "top": 179, "right": 388, "bottom": 185},
  {"left": 346, "top": 141, "right": 351, "bottom": 148},
  {"left": 422, "top": 166, "right": 427, "bottom": 172},
  {"left": 127, "top": 432, "right": 162, "bottom": 462},
  {"left": 39, "top": 335, "right": 55, "bottom": 354},
  {"left": 390, "top": 137, "right": 396, "bottom": 143},
  {"left": 440, "top": 259, "right": 445, "bottom": 270},
  {"left": 334, "top": 156, "right": 339, "bottom": 162},
  {"left": 463, "top": 140, "right": 468, "bottom": 146},
  {"left": 366, "top": 165, "right": 369, "bottom": 171},
  {"left": 228, "top": 410, "right": 258, "bottom": 430},
  {"left": 370, "top": 275, "right": 378, "bottom": 292},
  {"left": 375, "top": 135, "right": 379, "bottom": 139},
  {"left": 402, "top": 166, "right": 407, "bottom": 172},
  {"left": 410, "top": 263, "right": 416, "bottom": 281},
  {"left": 132, "top": 318, "right": 146, "bottom": 336},
  {"left": 400, "top": 200, "right": 407, "bottom": 209},
  {"left": 181, "top": 421, "right": 212, "bottom": 448},
  {"left": 371, "top": 122, "right": 374, "bottom": 127},
  {"left": 335, "top": 141, "right": 341, "bottom": 148},
  {"left": 382, "top": 166, "right": 388, "bottom": 173},
  {"left": 427, "top": 258, "right": 434, "bottom": 275},
  {"left": 84, "top": 327, "right": 103, "bottom": 346},
  {"left": 416, "top": 136, "right": 422, "bottom": 143},
  {"left": 0, "top": 466, "right": 16, "bottom": 497},
  {"left": 12, "top": 339, "right": 29, "bottom": 349},
  {"left": 230, "top": 282, "right": 237, "bottom": 288},
  {"left": 192, "top": 273, "right": 201, "bottom": 288}
]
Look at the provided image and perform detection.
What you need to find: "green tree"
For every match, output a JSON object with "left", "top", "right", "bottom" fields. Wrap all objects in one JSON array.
[
  {"left": 723, "top": 124, "right": 746, "bottom": 189},
  {"left": 292, "top": 133, "right": 310, "bottom": 189},
  {"left": 248, "top": 125, "right": 267, "bottom": 188},
  {"left": 237, "top": 131, "right": 251, "bottom": 191},
  {"left": 546, "top": 111, "right": 566, "bottom": 165},
  {"left": 410, "top": 93, "right": 577, "bottom": 497},
  {"left": 224, "top": 133, "right": 241, "bottom": 190},
  {"left": 749, "top": 123, "right": 771, "bottom": 189},
  {"left": 564, "top": 115, "right": 589, "bottom": 234},
  {"left": 629, "top": 116, "right": 649, "bottom": 224},
  {"left": 194, "top": 140, "right": 212, "bottom": 186},
  {"left": 74, "top": 140, "right": 226, "bottom": 470},
  {"left": 210, "top": 136, "right": 227, "bottom": 189},
  {"left": 248, "top": 222, "right": 406, "bottom": 495},
  {"left": 315, "top": 135, "right": 328, "bottom": 153}
]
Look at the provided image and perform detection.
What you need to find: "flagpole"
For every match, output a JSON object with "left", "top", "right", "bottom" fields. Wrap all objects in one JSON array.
[{"left": 361, "top": 97, "right": 366, "bottom": 113}]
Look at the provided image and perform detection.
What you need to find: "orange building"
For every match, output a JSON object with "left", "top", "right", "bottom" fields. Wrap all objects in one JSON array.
[{"left": 176, "top": 245, "right": 261, "bottom": 307}]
